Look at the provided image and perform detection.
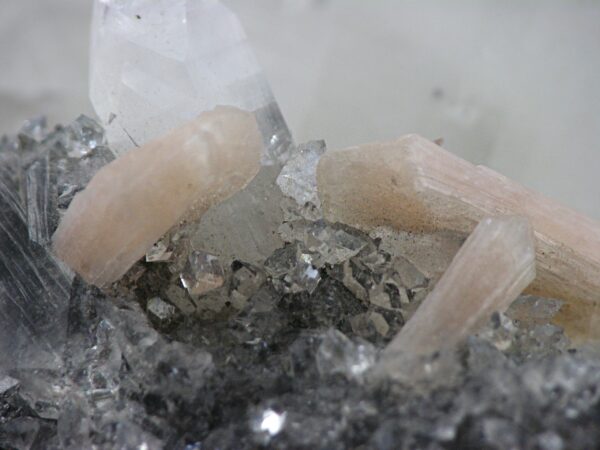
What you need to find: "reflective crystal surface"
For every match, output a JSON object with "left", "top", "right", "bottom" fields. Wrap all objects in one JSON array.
[
  {"left": 180, "top": 250, "right": 225, "bottom": 297},
  {"left": 90, "top": 0, "right": 292, "bottom": 160},
  {"left": 276, "top": 140, "right": 326, "bottom": 214},
  {"left": 2, "top": 117, "right": 600, "bottom": 450},
  {"left": 65, "top": 114, "right": 107, "bottom": 158}
]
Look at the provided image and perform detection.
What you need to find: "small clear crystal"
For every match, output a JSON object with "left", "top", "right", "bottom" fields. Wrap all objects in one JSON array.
[
  {"left": 276, "top": 140, "right": 326, "bottom": 210},
  {"left": 66, "top": 115, "right": 107, "bottom": 158},
  {"left": 230, "top": 262, "right": 266, "bottom": 309},
  {"left": 146, "top": 297, "right": 177, "bottom": 325},
  {"left": 19, "top": 116, "right": 48, "bottom": 144},
  {"left": 180, "top": 250, "right": 225, "bottom": 297},
  {"left": 264, "top": 243, "right": 321, "bottom": 294},
  {"left": 145, "top": 240, "right": 172, "bottom": 263},
  {"left": 316, "top": 329, "right": 376, "bottom": 380}
]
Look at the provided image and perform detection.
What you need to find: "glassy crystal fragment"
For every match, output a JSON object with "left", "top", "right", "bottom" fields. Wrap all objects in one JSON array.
[
  {"left": 145, "top": 240, "right": 172, "bottom": 262},
  {"left": 316, "top": 329, "right": 376, "bottom": 380},
  {"left": 165, "top": 284, "right": 196, "bottom": 315},
  {"left": 65, "top": 115, "right": 107, "bottom": 158},
  {"left": 19, "top": 116, "right": 48, "bottom": 147},
  {"left": 90, "top": 0, "right": 292, "bottom": 160},
  {"left": 180, "top": 251, "right": 225, "bottom": 297},
  {"left": 382, "top": 216, "right": 536, "bottom": 360},
  {"left": 475, "top": 310, "right": 569, "bottom": 361},
  {"left": 52, "top": 106, "right": 262, "bottom": 286},
  {"left": 25, "top": 156, "right": 58, "bottom": 246},
  {"left": 146, "top": 297, "right": 177, "bottom": 325},
  {"left": 318, "top": 134, "right": 600, "bottom": 340},
  {"left": 264, "top": 243, "right": 321, "bottom": 294},
  {"left": 230, "top": 262, "right": 266, "bottom": 308},
  {"left": 308, "top": 222, "right": 367, "bottom": 266},
  {"left": 280, "top": 220, "right": 368, "bottom": 268},
  {"left": 276, "top": 140, "right": 326, "bottom": 211},
  {"left": 55, "top": 146, "right": 115, "bottom": 211}
]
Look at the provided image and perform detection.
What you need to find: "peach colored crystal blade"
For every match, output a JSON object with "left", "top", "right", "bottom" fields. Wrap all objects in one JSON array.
[
  {"left": 317, "top": 135, "right": 600, "bottom": 339},
  {"left": 52, "top": 106, "right": 262, "bottom": 287},
  {"left": 384, "top": 216, "right": 535, "bottom": 357}
]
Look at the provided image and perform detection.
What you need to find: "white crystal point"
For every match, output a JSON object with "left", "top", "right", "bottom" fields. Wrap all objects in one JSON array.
[
  {"left": 52, "top": 106, "right": 262, "bottom": 287},
  {"left": 317, "top": 135, "right": 600, "bottom": 340},
  {"left": 90, "top": 0, "right": 291, "bottom": 159},
  {"left": 383, "top": 216, "right": 536, "bottom": 359}
]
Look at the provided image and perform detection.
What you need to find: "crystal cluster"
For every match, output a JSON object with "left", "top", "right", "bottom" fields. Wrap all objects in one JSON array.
[
  {"left": 3, "top": 1, "right": 600, "bottom": 448},
  {"left": 383, "top": 216, "right": 536, "bottom": 360},
  {"left": 52, "top": 106, "right": 262, "bottom": 287},
  {"left": 2, "top": 118, "right": 600, "bottom": 449},
  {"left": 317, "top": 134, "right": 600, "bottom": 340}
]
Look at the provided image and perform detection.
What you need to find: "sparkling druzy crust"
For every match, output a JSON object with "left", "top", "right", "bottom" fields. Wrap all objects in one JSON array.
[{"left": 52, "top": 106, "right": 262, "bottom": 287}]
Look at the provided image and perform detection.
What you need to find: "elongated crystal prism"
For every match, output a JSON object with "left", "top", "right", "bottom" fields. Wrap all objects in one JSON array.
[
  {"left": 90, "top": 0, "right": 292, "bottom": 160},
  {"left": 52, "top": 106, "right": 262, "bottom": 287},
  {"left": 383, "top": 216, "right": 536, "bottom": 357},
  {"left": 317, "top": 135, "right": 600, "bottom": 339}
]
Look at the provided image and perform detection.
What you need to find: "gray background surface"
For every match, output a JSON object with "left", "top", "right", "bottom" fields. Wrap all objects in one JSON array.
[{"left": 1, "top": 0, "right": 599, "bottom": 217}]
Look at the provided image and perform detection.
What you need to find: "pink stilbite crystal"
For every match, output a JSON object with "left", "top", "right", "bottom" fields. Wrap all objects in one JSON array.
[
  {"left": 52, "top": 106, "right": 262, "bottom": 287},
  {"left": 384, "top": 216, "right": 536, "bottom": 357},
  {"left": 317, "top": 134, "right": 600, "bottom": 339}
]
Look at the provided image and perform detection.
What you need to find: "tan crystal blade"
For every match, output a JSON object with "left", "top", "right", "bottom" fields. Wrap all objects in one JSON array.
[
  {"left": 317, "top": 134, "right": 600, "bottom": 340},
  {"left": 384, "top": 216, "right": 536, "bottom": 357},
  {"left": 52, "top": 106, "right": 262, "bottom": 287}
]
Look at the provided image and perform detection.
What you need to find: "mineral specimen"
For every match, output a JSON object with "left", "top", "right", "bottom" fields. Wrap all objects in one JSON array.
[
  {"left": 146, "top": 296, "right": 177, "bottom": 327},
  {"left": 382, "top": 216, "right": 536, "bottom": 359},
  {"left": 317, "top": 134, "right": 600, "bottom": 339},
  {"left": 276, "top": 140, "right": 326, "bottom": 215},
  {"left": 4, "top": 116, "right": 600, "bottom": 449},
  {"left": 180, "top": 250, "right": 225, "bottom": 297},
  {"left": 90, "top": 0, "right": 292, "bottom": 160},
  {"left": 316, "top": 328, "right": 377, "bottom": 380},
  {"left": 52, "top": 106, "right": 262, "bottom": 287}
]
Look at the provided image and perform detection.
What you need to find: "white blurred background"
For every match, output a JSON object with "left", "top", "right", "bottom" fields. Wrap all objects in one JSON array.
[{"left": 1, "top": 0, "right": 599, "bottom": 217}]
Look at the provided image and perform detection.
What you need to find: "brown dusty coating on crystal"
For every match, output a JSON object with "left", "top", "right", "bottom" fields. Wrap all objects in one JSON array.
[
  {"left": 317, "top": 134, "right": 600, "bottom": 340},
  {"left": 52, "top": 106, "right": 262, "bottom": 287},
  {"left": 384, "top": 216, "right": 536, "bottom": 357}
]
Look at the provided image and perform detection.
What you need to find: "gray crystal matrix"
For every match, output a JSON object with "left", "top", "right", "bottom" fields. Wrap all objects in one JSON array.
[{"left": 2, "top": 116, "right": 600, "bottom": 450}]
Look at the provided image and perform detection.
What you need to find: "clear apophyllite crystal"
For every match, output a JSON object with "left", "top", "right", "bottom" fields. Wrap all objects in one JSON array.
[
  {"left": 180, "top": 250, "right": 225, "bottom": 297},
  {"left": 90, "top": 0, "right": 292, "bottom": 160}
]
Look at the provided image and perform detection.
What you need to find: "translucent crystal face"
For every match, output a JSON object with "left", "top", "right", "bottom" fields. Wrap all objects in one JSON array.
[
  {"left": 3, "top": 113, "right": 599, "bottom": 448},
  {"left": 180, "top": 250, "right": 225, "bottom": 297},
  {"left": 90, "top": 0, "right": 290, "bottom": 156}
]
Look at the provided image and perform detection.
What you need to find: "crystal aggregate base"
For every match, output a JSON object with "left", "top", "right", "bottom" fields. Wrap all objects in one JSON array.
[{"left": 1, "top": 119, "right": 600, "bottom": 450}]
